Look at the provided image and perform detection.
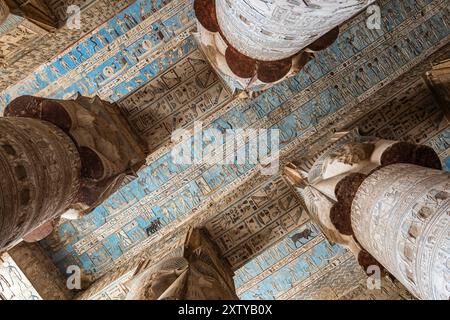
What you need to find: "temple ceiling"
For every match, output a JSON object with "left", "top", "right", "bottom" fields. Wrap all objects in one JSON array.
[
  {"left": 0, "top": 0, "right": 135, "bottom": 90},
  {"left": 0, "top": 0, "right": 449, "bottom": 300}
]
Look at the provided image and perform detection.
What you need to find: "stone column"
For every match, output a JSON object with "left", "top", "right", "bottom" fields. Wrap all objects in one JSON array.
[
  {"left": 284, "top": 130, "right": 448, "bottom": 300},
  {"left": 0, "top": 117, "right": 81, "bottom": 251},
  {"left": 195, "top": 0, "right": 373, "bottom": 93},
  {"left": 4, "top": 0, "right": 59, "bottom": 31},
  {"left": 352, "top": 164, "right": 450, "bottom": 300},
  {"left": 125, "top": 228, "right": 239, "bottom": 300},
  {"left": 215, "top": 0, "right": 371, "bottom": 61},
  {"left": 0, "top": 95, "right": 147, "bottom": 252}
]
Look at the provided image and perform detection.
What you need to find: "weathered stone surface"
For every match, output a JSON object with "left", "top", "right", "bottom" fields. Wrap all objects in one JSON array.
[
  {"left": 215, "top": 0, "right": 373, "bottom": 61},
  {"left": 352, "top": 164, "right": 450, "bottom": 300},
  {"left": 0, "top": 0, "right": 9, "bottom": 24},
  {"left": 285, "top": 128, "right": 449, "bottom": 300},
  {"left": 8, "top": 242, "right": 74, "bottom": 300},
  {"left": 0, "top": 117, "right": 81, "bottom": 251},
  {"left": 3, "top": 0, "right": 58, "bottom": 31},
  {"left": 126, "top": 228, "right": 239, "bottom": 300},
  {"left": 0, "top": 94, "right": 147, "bottom": 252},
  {"left": 194, "top": 0, "right": 362, "bottom": 93},
  {"left": 425, "top": 59, "right": 450, "bottom": 114}
]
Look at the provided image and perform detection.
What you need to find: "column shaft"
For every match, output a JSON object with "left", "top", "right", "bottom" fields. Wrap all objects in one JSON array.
[
  {"left": 0, "top": 117, "right": 81, "bottom": 251},
  {"left": 352, "top": 164, "right": 450, "bottom": 300},
  {"left": 216, "top": 0, "right": 372, "bottom": 61}
]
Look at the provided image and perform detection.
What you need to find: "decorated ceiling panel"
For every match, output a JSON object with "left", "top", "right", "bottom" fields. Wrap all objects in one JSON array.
[
  {"left": 0, "top": 0, "right": 137, "bottom": 90},
  {"left": 0, "top": 0, "right": 449, "bottom": 300}
]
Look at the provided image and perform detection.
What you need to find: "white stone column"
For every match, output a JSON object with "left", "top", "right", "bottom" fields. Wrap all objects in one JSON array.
[
  {"left": 195, "top": 0, "right": 373, "bottom": 93},
  {"left": 352, "top": 164, "right": 450, "bottom": 300},
  {"left": 215, "top": 0, "right": 373, "bottom": 61}
]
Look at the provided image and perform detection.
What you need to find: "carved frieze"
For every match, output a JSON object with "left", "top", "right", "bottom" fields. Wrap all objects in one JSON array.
[{"left": 215, "top": 0, "right": 373, "bottom": 61}]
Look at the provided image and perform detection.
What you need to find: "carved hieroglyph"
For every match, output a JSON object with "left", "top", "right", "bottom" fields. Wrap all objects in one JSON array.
[
  {"left": 7, "top": 242, "right": 74, "bottom": 300},
  {"left": 215, "top": 0, "right": 373, "bottom": 61},
  {"left": 0, "top": 94, "right": 147, "bottom": 251},
  {"left": 0, "top": 3, "right": 48, "bottom": 67},
  {"left": 195, "top": 0, "right": 359, "bottom": 93},
  {"left": 5, "top": 0, "right": 58, "bottom": 31},
  {"left": 284, "top": 130, "right": 391, "bottom": 254},
  {"left": 352, "top": 164, "right": 450, "bottom": 300},
  {"left": 0, "top": 252, "right": 41, "bottom": 300},
  {"left": 0, "top": 117, "right": 81, "bottom": 250},
  {"left": 284, "top": 130, "right": 447, "bottom": 299}
]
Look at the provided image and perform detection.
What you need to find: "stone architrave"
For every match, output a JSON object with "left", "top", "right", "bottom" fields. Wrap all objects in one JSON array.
[{"left": 4, "top": 0, "right": 59, "bottom": 31}]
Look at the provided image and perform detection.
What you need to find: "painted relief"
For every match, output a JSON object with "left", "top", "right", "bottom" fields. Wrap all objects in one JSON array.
[
  {"left": 0, "top": 0, "right": 197, "bottom": 109},
  {"left": 0, "top": 0, "right": 157, "bottom": 92},
  {"left": 0, "top": 14, "right": 47, "bottom": 66},
  {"left": 118, "top": 49, "right": 232, "bottom": 150},
  {"left": 235, "top": 224, "right": 348, "bottom": 300}
]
